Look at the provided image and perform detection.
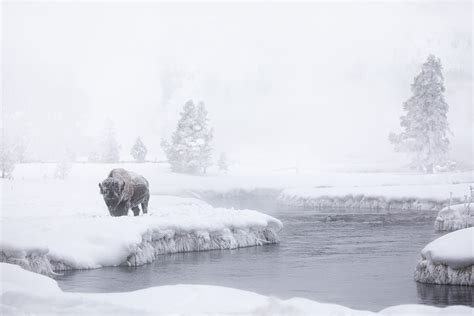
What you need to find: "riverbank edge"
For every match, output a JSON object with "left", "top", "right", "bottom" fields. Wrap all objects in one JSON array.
[
  {"left": 414, "top": 259, "right": 473, "bottom": 286},
  {"left": 0, "top": 226, "right": 280, "bottom": 276}
]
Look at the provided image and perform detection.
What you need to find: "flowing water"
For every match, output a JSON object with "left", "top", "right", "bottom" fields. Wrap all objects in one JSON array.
[{"left": 56, "top": 195, "right": 473, "bottom": 311}]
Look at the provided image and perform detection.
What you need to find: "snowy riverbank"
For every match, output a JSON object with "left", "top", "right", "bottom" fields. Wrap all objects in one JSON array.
[
  {"left": 0, "top": 195, "right": 282, "bottom": 274},
  {"left": 278, "top": 184, "right": 471, "bottom": 211},
  {"left": 1, "top": 263, "right": 472, "bottom": 315},
  {"left": 434, "top": 203, "right": 473, "bottom": 232},
  {"left": 414, "top": 227, "right": 473, "bottom": 286}
]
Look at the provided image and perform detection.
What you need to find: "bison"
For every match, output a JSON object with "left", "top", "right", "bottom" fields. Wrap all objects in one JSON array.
[{"left": 99, "top": 168, "right": 150, "bottom": 217}]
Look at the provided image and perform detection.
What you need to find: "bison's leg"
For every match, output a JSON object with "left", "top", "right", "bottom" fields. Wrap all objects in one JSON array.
[
  {"left": 132, "top": 206, "right": 140, "bottom": 216},
  {"left": 141, "top": 195, "right": 149, "bottom": 214}
]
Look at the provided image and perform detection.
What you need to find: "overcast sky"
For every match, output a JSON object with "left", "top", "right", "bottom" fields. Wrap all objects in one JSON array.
[{"left": 2, "top": 2, "right": 472, "bottom": 167}]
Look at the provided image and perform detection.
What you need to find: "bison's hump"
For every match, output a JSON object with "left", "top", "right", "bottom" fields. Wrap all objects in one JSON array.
[{"left": 108, "top": 168, "right": 132, "bottom": 181}]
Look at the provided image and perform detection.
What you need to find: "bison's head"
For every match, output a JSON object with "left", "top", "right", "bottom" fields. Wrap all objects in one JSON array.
[{"left": 99, "top": 178, "right": 125, "bottom": 210}]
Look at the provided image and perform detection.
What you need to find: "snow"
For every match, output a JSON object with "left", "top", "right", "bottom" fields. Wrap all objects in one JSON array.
[
  {"left": 278, "top": 184, "right": 471, "bottom": 210},
  {"left": 0, "top": 194, "right": 282, "bottom": 274},
  {"left": 434, "top": 203, "right": 473, "bottom": 231},
  {"left": 1, "top": 263, "right": 472, "bottom": 315},
  {"left": 6, "top": 162, "right": 473, "bottom": 197},
  {"left": 414, "top": 228, "right": 474, "bottom": 285}
]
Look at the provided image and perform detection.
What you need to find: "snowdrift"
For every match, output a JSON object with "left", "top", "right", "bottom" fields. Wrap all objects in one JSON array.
[
  {"left": 434, "top": 203, "right": 473, "bottom": 232},
  {"left": 414, "top": 227, "right": 474, "bottom": 286},
  {"left": 1, "top": 263, "right": 472, "bottom": 315},
  {"left": 0, "top": 196, "right": 282, "bottom": 275},
  {"left": 278, "top": 184, "right": 469, "bottom": 211}
]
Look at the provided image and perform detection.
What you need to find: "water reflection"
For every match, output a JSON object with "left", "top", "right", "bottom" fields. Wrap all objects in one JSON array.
[{"left": 417, "top": 282, "right": 473, "bottom": 307}]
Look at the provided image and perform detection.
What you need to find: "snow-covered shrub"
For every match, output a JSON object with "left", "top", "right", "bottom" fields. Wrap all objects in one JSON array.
[
  {"left": 414, "top": 227, "right": 473, "bottom": 286},
  {"left": 130, "top": 137, "right": 148, "bottom": 162},
  {"left": 161, "top": 100, "right": 213, "bottom": 174},
  {"left": 389, "top": 55, "right": 451, "bottom": 173},
  {"left": 434, "top": 203, "right": 473, "bottom": 232}
]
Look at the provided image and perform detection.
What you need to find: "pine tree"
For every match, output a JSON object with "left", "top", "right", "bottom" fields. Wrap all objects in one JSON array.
[
  {"left": 131, "top": 137, "right": 148, "bottom": 162},
  {"left": 389, "top": 55, "right": 451, "bottom": 173},
  {"left": 99, "top": 119, "right": 121, "bottom": 163},
  {"left": 161, "top": 100, "right": 213, "bottom": 174},
  {"left": 217, "top": 152, "right": 229, "bottom": 171},
  {"left": 195, "top": 102, "right": 213, "bottom": 174},
  {"left": 0, "top": 129, "right": 15, "bottom": 179}
]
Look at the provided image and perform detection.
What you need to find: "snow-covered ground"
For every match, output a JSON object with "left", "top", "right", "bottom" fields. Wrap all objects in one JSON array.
[
  {"left": 1, "top": 263, "right": 472, "bottom": 316},
  {"left": 6, "top": 162, "right": 474, "bottom": 196},
  {"left": 414, "top": 227, "right": 474, "bottom": 286},
  {"left": 1, "top": 163, "right": 286, "bottom": 274},
  {"left": 1, "top": 194, "right": 281, "bottom": 274},
  {"left": 5, "top": 163, "right": 473, "bottom": 210},
  {"left": 434, "top": 203, "right": 474, "bottom": 232}
]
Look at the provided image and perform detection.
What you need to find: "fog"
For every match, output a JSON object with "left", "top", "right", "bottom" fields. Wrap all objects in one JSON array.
[{"left": 2, "top": 2, "right": 472, "bottom": 168}]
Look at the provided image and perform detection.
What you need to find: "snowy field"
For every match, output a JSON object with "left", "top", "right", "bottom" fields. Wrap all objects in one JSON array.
[
  {"left": 1, "top": 263, "right": 472, "bottom": 316},
  {"left": 415, "top": 227, "right": 474, "bottom": 286},
  {"left": 5, "top": 162, "right": 474, "bottom": 199}
]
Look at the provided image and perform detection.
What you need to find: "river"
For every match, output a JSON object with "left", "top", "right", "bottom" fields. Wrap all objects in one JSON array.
[{"left": 56, "top": 195, "right": 473, "bottom": 311}]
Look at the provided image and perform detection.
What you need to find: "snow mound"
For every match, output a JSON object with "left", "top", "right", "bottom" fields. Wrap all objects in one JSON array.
[
  {"left": 2, "top": 263, "right": 472, "bottom": 315},
  {"left": 414, "top": 228, "right": 474, "bottom": 286},
  {"left": 434, "top": 203, "right": 474, "bottom": 232},
  {"left": 278, "top": 184, "right": 469, "bottom": 211},
  {"left": 0, "top": 196, "right": 282, "bottom": 275}
]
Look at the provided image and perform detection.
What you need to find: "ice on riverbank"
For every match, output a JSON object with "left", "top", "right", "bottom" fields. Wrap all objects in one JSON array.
[
  {"left": 278, "top": 184, "right": 471, "bottom": 211},
  {"left": 434, "top": 203, "right": 474, "bottom": 232},
  {"left": 1, "top": 263, "right": 472, "bottom": 315},
  {"left": 0, "top": 196, "right": 282, "bottom": 275},
  {"left": 414, "top": 227, "right": 474, "bottom": 286}
]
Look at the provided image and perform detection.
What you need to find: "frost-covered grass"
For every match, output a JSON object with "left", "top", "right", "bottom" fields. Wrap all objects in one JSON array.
[
  {"left": 434, "top": 203, "right": 474, "bottom": 232},
  {"left": 1, "top": 263, "right": 472, "bottom": 315},
  {"left": 278, "top": 184, "right": 471, "bottom": 211},
  {"left": 414, "top": 227, "right": 474, "bottom": 286}
]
